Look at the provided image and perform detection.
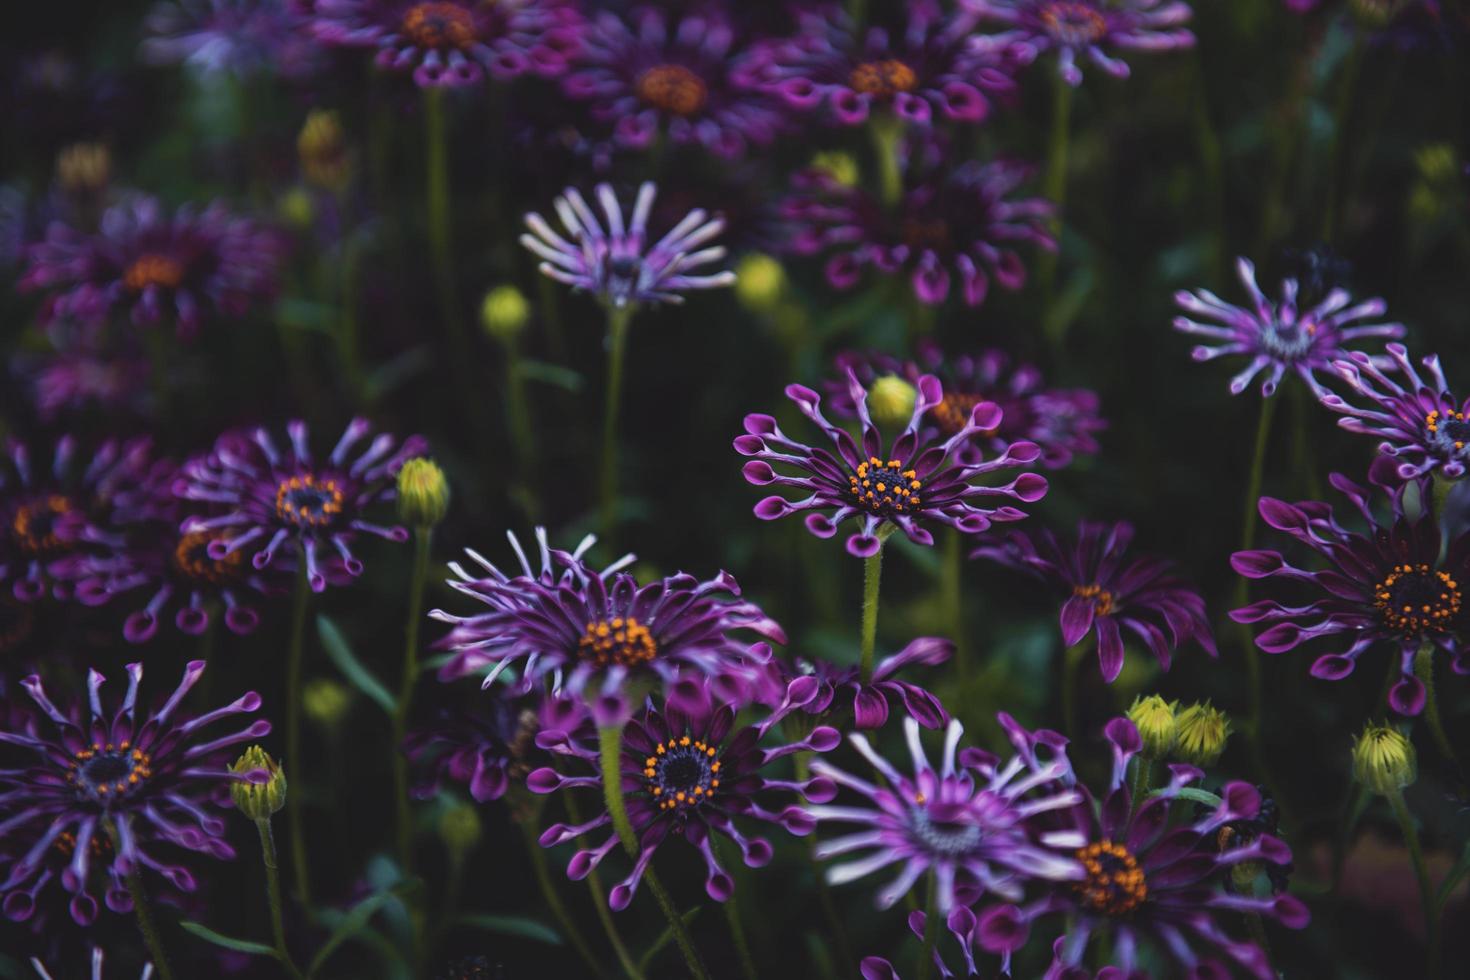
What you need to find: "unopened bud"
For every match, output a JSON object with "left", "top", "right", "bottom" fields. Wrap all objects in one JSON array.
[
  {"left": 1353, "top": 724, "right": 1416, "bottom": 797},
  {"left": 734, "top": 254, "right": 785, "bottom": 313},
  {"left": 480, "top": 285, "right": 530, "bottom": 340},
  {"left": 397, "top": 458, "right": 450, "bottom": 529},
  {"left": 869, "top": 375, "right": 918, "bottom": 429},
  {"left": 230, "top": 746, "right": 286, "bottom": 820},
  {"left": 1173, "top": 702, "right": 1231, "bottom": 766},
  {"left": 439, "top": 802, "right": 482, "bottom": 862},
  {"left": 298, "top": 109, "right": 349, "bottom": 192},
  {"left": 1127, "top": 695, "right": 1178, "bottom": 758}
]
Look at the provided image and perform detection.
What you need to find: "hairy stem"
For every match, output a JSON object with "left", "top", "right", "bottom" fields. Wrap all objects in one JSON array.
[
  {"left": 1387, "top": 788, "right": 1441, "bottom": 980},
  {"left": 858, "top": 526, "right": 896, "bottom": 683},
  {"left": 600, "top": 305, "right": 635, "bottom": 539},
  {"left": 285, "top": 561, "right": 312, "bottom": 907},
  {"left": 256, "top": 819, "right": 305, "bottom": 980}
]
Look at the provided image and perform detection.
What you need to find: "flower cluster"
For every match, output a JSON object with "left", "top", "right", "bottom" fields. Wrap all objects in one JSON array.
[{"left": 965, "top": 0, "right": 1196, "bottom": 86}]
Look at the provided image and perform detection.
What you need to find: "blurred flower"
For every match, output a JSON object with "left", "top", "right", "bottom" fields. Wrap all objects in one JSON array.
[
  {"left": 1352, "top": 724, "right": 1416, "bottom": 796},
  {"left": 868, "top": 375, "right": 919, "bottom": 429},
  {"left": 0, "top": 660, "right": 269, "bottom": 925},
  {"left": 1126, "top": 694, "right": 1178, "bottom": 756},
  {"left": 397, "top": 457, "right": 450, "bottom": 528},
  {"left": 55, "top": 143, "right": 111, "bottom": 198},
  {"left": 143, "top": 0, "right": 317, "bottom": 79},
  {"left": 24, "top": 346, "right": 152, "bottom": 423},
  {"left": 1173, "top": 701, "right": 1231, "bottom": 765},
  {"left": 1231, "top": 469, "right": 1469, "bottom": 715},
  {"left": 174, "top": 419, "right": 426, "bottom": 593},
  {"left": 310, "top": 0, "right": 583, "bottom": 88},
  {"left": 810, "top": 715, "right": 1084, "bottom": 913},
  {"left": 521, "top": 181, "right": 735, "bottom": 309},
  {"left": 733, "top": 253, "right": 786, "bottom": 313},
  {"left": 963, "top": 0, "right": 1195, "bottom": 87},
  {"left": 405, "top": 692, "right": 536, "bottom": 802},
  {"left": 229, "top": 745, "right": 286, "bottom": 819},
  {"left": 298, "top": 109, "right": 350, "bottom": 192},
  {"left": 31, "top": 949, "right": 154, "bottom": 980},
  {"left": 530, "top": 676, "right": 838, "bottom": 909},
  {"left": 789, "top": 637, "right": 954, "bottom": 730},
  {"left": 826, "top": 342, "right": 1105, "bottom": 470},
  {"left": 859, "top": 905, "right": 1013, "bottom": 980},
  {"left": 480, "top": 284, "right": 530, "bottom": 338},
  {"left": 1172, "top": 256, "right": 1403, "bottom": 398},
  {"left": 303, "top": 679, "right": 352, "bottom": 727},
  {"left": 438, "top": 802, "right": 482, "bottom": 861},
  {"left": 21, "top": 196, "right": 286, "bottom": 340},
  {"left": 809, "top": 150, "right": 860, "bottom": 187},
  {"left": 737, "top": 369, "right": 1048, "bottom": 558},
  {"left": 782, "top": 148, "right": 1054, "bottom": 307},
  {"left": 972, "top": 520, "right": 1215, "bottom": 682}
]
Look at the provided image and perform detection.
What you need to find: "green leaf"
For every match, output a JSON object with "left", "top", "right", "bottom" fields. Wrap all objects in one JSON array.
[
  {"left": 518, "top": 359, "right": 584, "bottom": 392},
  {"left": 180, "top": 921, "right": 278, "bottom": 958},
  {"left": 317, "top": 614, "right": 395, "bottom": 715},
  {"left": 456, "top": 913, "right": 562, "bottom": 945},
  {"left": 308, "top": 890, "right": 395, "bottom": 977},
  {"left": 637, "top": 907, "right": 700, "bottom": 973},
  {"left": 1436, "top": 840, "right": 1470, "bottom": 908},
  {"left": 1152, "top": 786, "right": 1223, "bottom": 807}
]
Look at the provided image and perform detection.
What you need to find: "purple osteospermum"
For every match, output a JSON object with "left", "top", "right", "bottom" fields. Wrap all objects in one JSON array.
[
  {"left": 142, "top": 0, "right": 318, "bottom": 79},
  {"left": 810, "top": 715, "right": 1085, "bottom": 914},
  {"left": 1231, "top": 469, "right": 1469, "bottom": 715},
  {"left": 1172, "top": 256, "right": 1404, "bottom": 398},
  {"left": 860, "top": 903, "right": 1020, "bottom": 979},
  {"left": 404, "top": 687, "right": 571, "bottom": 803},
  {"left": 562, "top": 6, "right": 786, "bottom": 159},
  {"left": 32, "top": 948, "right": 154, "bottom": 980},
  {"left": 972, "top": 521, "right": 1215, "bottom": 683},
  {"left": 790, "top": 636, "right": 953, "bottom": 730},
  {"left": 529, "top": 676, "right": 839, "bottom": 910},
  {"left": 747, "top": 1, "right": 1029, "bottom": 127},
  {"left": 0, "top": 661, "right": 270, "bottom": 925},
  {"left": 520, "top": 181, "right": 736, "bottom": 309},
  {"left": 782, "top": 151, "right": 1054, "bottom": 307},
  {"left": 309, "top": 0, "right": 581, "bottom": 88},
  {"left": 1321, "top": 342, "right": 1470, "bottom": 481},
  {"left": 736, "top": 369, "right": 1048, "bottom": 558},
  {"left": 982, "top": 719, "right": 1308, "bottom": 979},
  {"left": 20, "top": 196, "right": 286, "bottom": 340},
  {"left": 25, "top": 347, "right": 152, "bottom": 423},
  {"left": 962, "top": 0, "right": 1195, "bottom": 86},
  {"left": 827, "top": 341, "right": 1105, "bottom": 470},
  {"left": 174, "top": 419, "right": 426, "bottom": 593}
]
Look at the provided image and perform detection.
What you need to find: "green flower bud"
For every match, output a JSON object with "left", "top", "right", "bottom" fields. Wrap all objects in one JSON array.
[
  {"left": 734, "top": 254, "right": 786, "bottom": 313},
  {"left": 230, "top": 746, "right": 286, "bottom": 820},
  {"left": 480, "top": 285, "right": 530, "bottom": 340},
  {"left": 278, "top": 186, "right": 315, "bottom": 230},
  {"left": 1353, "top": 724, "right": 1416, "bottom": 797},
  {"left": 1173, "top": 701, "right": 1231, "bottom": 766},
  {"left": 869, "top": 375, "right": 918, "bottom": 429},
  {"left": 303, "top": 678, "right": 351, "bottom": 728},
  {"left": 397, "top": 458, "right": 450, "bottom": 528},
  {"left": 1127, "top": 695, "right": 1179, "bottom": 758},
  {"left": 56, "top": 142, "right": 110, "bottom": 196},
  {"left": 810, "top": 151, "right": 860, "bottom": 188},
  {"left": 298, "top": 109, "right": 349, "bottom": 192},
  {"left": 439, "top": 802, "right": 482, "bottom": 862}
]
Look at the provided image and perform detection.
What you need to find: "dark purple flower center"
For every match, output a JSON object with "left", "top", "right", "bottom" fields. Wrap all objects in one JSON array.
[
  {"left": 274, "top": 473, "right": 345, "bottom": 528},
  {"left": 636, "top": 64, "right": 708, "bottom": 116},
  {"left": 9, "top": 494, "right": 78, "bottom": 557},
  {"left": 1073, "top": 583, "right": 1115, "bottom": 617},
  {"left": 67, "top": 741, "right": 154, "bottom": 804},
  {"left": 850, "top": 456, "right": 923, "bottom": 516},
  {"left": 1373, "top": 563, "right": 1461, "bottom": 636},
  {"left": 400, "top": 2, "right": 479, "bottom": 51},
  {"left": 908, "top": 801, "right": 983, "bottom": 856},
  {"left": 577, "top": 616, "right": 658, "bottom": 667},
  {"left": 1039, "top": 2, "right": 1109, "bottom": 46},
  {"left": 123, "top": 253, "right": 185, "bottom": 292},
  {"left": 1426, "top": 409, "right": 1470, "bottom": 449},
  {"left": 848, "top": 59, "right": 918, "bottom": 98},
  {"left": 1075, "top": 839, "right": 1147, "bottom": 916},
  {"left": 643, "top": 734, "right": 721, "bottom": 811},
  {"left": 174, "top": 529, "right": 245, "bottom": 584}
]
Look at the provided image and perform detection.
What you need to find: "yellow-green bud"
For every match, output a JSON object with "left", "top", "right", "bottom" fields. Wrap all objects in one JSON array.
[
  {"left": 810, "top": 151, "right": 859, "bottom": 188},
  {"left": 397, "top": 458, "right": 450, "bottom": 528},
  {"left": 439, "top": 802, "right": 482, "bottom": 861},
  {"left": 278, "top": 186, "right": 315, "bottom": 229},
  {"left": 1350, "top": 0, "right": 1408, "bottom": 28},
  {"left": 733, "top": 253, "right": 786, "bottom": 313},
  {"left": 230, "top": 746, "right": 286, "bottom": 820},
  {"left": 1126, "top": 695, "right": 1179, "bottom": 758},
  {"left": 480, "top": 285, "right": 530, "bottom": 340},
  {"left": 298, "top": 109, "right": 350, "bottom": 192},
  {"left": 869, "top": 375, "right": 918, "bottom": 429},
  {"left": 1173, "top": 701, "right": 1231, "bottom": 766},
  {"left": 1352, "top": 724, "right": 1416, "bottom": 796},
  {"left": 56, "top": 142, "right": 110, "bottom": 195},
  {"left": 303, "top": 678, "right": 351, "bottom": 727}
]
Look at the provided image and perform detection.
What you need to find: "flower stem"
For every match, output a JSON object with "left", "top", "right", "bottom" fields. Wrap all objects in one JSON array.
[
  {"left": 255, "top": 819, "right": 306, "bottom": 980},
  {"left": 858, "top": 528, "right": 894, "bottom": 684},
  {"left": 519, "top": 816, "right": 606, "bottom": 978},
  {"left": 424, "top": 87, "right": 462, "bottom": 344},
  {"left": 1061, "top": 641, "right": 1086, "bottom": 741},
  {"left": 108, "top": 821, "right": 176, "bottom": 980},
  {"left": 941, "top": 529, "right": 965, "bottom": 678},
  {"left": 393, "top": 527, "right": 432, "bottom": 877},
  {"left": 1387, "top": 788, "right": 1442, "bottom": 980},
  {"left": 914, "top": 872, "right": 940, "bottom": 980},
  {"left": 597, "top": 725, "right": 709, "bottom": 980},
  {"left": 1040, "top": 74, "right": 1073, "bottom": 351},
  {"left": 870, "top": 113, "right": 903, "bottom": 207},
  {"left": 285, "top": 560, "right": 312, "bottom": 907},
  {"left": 793, "top": 751, "right": 857, "bottom": 976},
  {"left": 565, "top": 795, "right": 643, "bottom": 980},
  {"left": 1414, "top": 645, "right": 1462, "bottom": 779},
  {"left": 502, "top": 331, "right": 539, "bottom": 521},
  {"left": 717, "top": 845, "right": 758, "bottom": 980},
  {"left": 600, "top": 305, "right": 635, "bottom": 539},
  {"left": 1236, "top": 395, "right": 1278, "bottom": 790},
  {"left": 1128, "top": 754, "right": 1154, "bottom": 818}
]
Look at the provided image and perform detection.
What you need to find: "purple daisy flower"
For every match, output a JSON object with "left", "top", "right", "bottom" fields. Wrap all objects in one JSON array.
[
  {"left": 827, "top": 341, "right": 1106, "bottom": 470},
  {"left": 747, "top": 1, "right": 1030, "bottom": 127},
  {"left": 809, "top": 715, "right": 1085, "bottom": 914},
  {"left": 24, "top": 347, "right": 152, "bottom": 423},
  {"left": 142, "top": 0, "right": 318, "bottom": 79},
  {"left": 1231, "top": 469, "right": 1469, "bottom": 715},
  {"left": 962, "top": 0, "right": 1195, "bottom": 86},
  {"left": 404, "top": 688, "right": 544, "bottom": 804},
  {"left": 173, "top": 419, "right": 426, "bottom": 593},
  {"left": 20, "top": 196, "right": 286, "bottom": 340},
  {"left": 782, "top": 148, "right": 1054, "bottom": 307},
  {"left": 528, "top": 675, "right": 839, "bottom": 910},
  {"left": 32, "top": 948, "right": 154, "bottom": 980},
  {"left": 981, "top": 718, "right": 1308, "bottom": 979},
  {"left": 1321, "top": 342, "right": 1470, "bottom": 481},
  {"left": 0, "top": 660, "right": 270, "bottom": 925},
  {"left": 309, "top": 0, "right": 582, "bottom": 88},
  {"left": 736, "top": 369, "right": 1048, "bottom": 558},
  {"left": 1172, "top": 256, "right": 1404, "bottom": 398},
  {"left": 561, "top": 6, "right": 785, "bottom": 159},
  {"left": 971, "top": 521, "right": 1216, "bottom": 683},
  {"left": 789, "top": 636, "right": 954, "bottom": 730},
  {"left": 520, "top": 181, "right": 736, "bottom": 309}
]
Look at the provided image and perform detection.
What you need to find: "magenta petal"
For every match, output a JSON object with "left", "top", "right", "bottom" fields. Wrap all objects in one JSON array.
[
  {"left": 1095, "top": 616, "right": 1125, "bottom": 682},
  {"left": 1231, "top": 550, "right": 1283, "bottom": 578},
  {"left": 852, "top": 687, "right": 890, "bottom": 729},
  {"left": 1389, "top": 675, "right": 1426, "bottom": 715},
  {"left": 1309, "top": 653, "right": 1355, "bottom": 680},
  {"left": 1060, "top": 594, "right": 1095, "bottom": 647}
]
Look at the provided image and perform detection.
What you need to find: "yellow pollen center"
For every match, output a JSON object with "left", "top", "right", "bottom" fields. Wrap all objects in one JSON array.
[
  {"left": 1040, "top": 2, "right": 1109, "bottom": 45},
  {"left": 1074, "top": 583, "right": 1114, "bottom": 617},
  {"left": 122, "top": 254, "right": 184, "bottom": 292},
  {"left": 1426, "top": 409, "right": 1470, "bottom": 451},
  {"left": 173, "top": 530, "right": 245, "bottom": 584},
  {"left": 644, "top": 736, "right": 721, "bottom": 811},
  {"left": 578, "top": 616, "right": 658, "bottom": 667},
  {"left": 635, "top": 64, "right": 708, "bottom": 116},
  {"left": 11, "top": 495, "right": 73, "bottom": 556},
  {"left": 1075, "top": 839, "right": 1147, "bottom": 916},
  {"left": 1374, "top": 563, "right": 1461, "bottom": 635},
  {"left": 274, "top": 474, "right": 345, "bottom": 528},
  {"left": 66, "top": 740, "right": 154, "bottom": 800},
  {"left": 401, "top": 2, "right": 479, "bottom": 50},
  {"left": 930, "top": 393, "right": 989, "bottom": 436},
  {"left": 849, "top": 456, "right": 922, "bottom": 515},
  {"left": 848, "top": 59, "right": 919, "bottom": 97}
]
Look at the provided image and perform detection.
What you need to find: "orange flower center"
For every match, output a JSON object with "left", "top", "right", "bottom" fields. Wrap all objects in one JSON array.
[
  {"left": 401, "top": 2, "right": 479, "bottom": 50},
  {"left": 635, "top": 64, "right": 708, "bottom": 116},
  {"left": 1073, "top": 583, "right": 1114, "bottom": 617},
  {"left": 1040, "top": 2, "right": 1108, "bottom": 45},
  {"left": 173, "top": 529, "right": 246, "bottom": 584},
  {"left": 1374, "top": 563, "right": 1461, "bottom": 636},
  {"left": 68, "top": 740, "right": 154, "bottom": 802},
  {"left": 123, "top": 253, "right": 184, "bottom": 292},
  {"left": 850, "top": 457, "right": 922, "bottom": 516},
  {"left": 274, "top": 474, "right": 345, "bottom": 528},
  {"left": 1075, "top": 839, "right": 1147, "bottom": 915},
  {"left": 930, "top": 393, "right": 991, "bottom": 436},
  {"left": 848, "top": 59, "right": 918, "bottom": 97},
  {"left": 10, "top": 495, "right": 74, "bottom": 556},
  {"left": 644, "top": 734, "right": 721, "bottom": 812},
  {"left": 578, "top": 616, "right": 658, "bottom": 667}
]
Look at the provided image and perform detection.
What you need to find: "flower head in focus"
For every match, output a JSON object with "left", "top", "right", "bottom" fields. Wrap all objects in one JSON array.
[{"left": 964, "top": 0, "right": 1195, "bottom": 86}]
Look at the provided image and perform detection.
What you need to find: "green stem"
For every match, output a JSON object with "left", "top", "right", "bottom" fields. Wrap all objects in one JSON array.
[
  {"left": 519, "top": 817, "right": 606, "bottom": 978},
  {"left": 1387, "top": 788, "right": 1441, "bottom": 980},
  {"left": 858, "top": 527, "right": 895, "bottom": 683},
  {"left": 256, "top": 819, "right": 305, "bottom": 980},
  {"left": 1061, "top": 641, "right": 1086, "bottom": 741},
  {"left": 794, "top": 752, "right": 857, "bottom": 977},
  {"left": 914, "top": 873, "right": 939, "bottom": 980},
  {"left": 1414, "top": 645, "right": 1462, "bottom": 778},
  {"left": 870, "top": 114, "right": 903, "bottom": 207},
  {"left": 109, "top": 822, "right": 176, "bottom": 980},
  {"left": 941, "top": 529, "right": 965, "bottom": 678},
  {"left": 600, "top": 305, "right": 635, "bottom": 539},
  {"left": 718, "top": 848, "right": 758, "bottom": 980},
  {"left": 285, "top": 561, "right": 312, "bottom": 907},
  {"left": 565, "top": 795, "right": 643, "bottom": 980},
  {"left": 393, "top": 528, "right": 432, "bottom": 876},
  {"left": 503, "top": 332, "right": 538, "bottom": 521},
  {"left": 1128, "top": 755, "right": 1154, "bottom": 817},
  {"left": 1236, "top": 395, "right": 1278, "bottom": 788},
  {"left": 424, "top": 87, "right": 462, "bottom": 343},
  {"left": 597, "top": 726, "right": 709, "bottom": 980},
  {"left": 1321, "top": 33, "right": 1365, "bottom": 244},
  {"left": 338, "top": 225, "right": 364, "bottom": 405},
  {"left": 1040, "top": 74, "right": 1073, "bottom": 350}
]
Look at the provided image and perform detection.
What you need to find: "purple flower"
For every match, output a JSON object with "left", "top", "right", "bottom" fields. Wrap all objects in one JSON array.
[
  {"left": 809, "top": 715, "right": 1085, "bottom": 914},
  {"left": 529, "top": 676, "right": 839, "bottom": 910},
  {"left": 972, "top": 521, "right": 1215, "bottom": 683},
  {"left": 827, "top": 341, "right": 1106, "bottom": 470},
  {"left": 736, "top": 369, "right": 1048, "bottom": 558},
  {"left": 561, "top": 6, "right": 785, "bottom": 158},
  {"left": 20, "top": 196, "right": 286, "bottom": 340},
  {"left": 174, "top": 419, "right": 426, "bottom": 593},
  {"left": 404, "top": 688, "right": 565, "bottom": 803},
  {"left": 963, "top": 0, "right": 1195, "bottom": 87},
  {"left": 23, "top": 347, "right": 152, "bottom": 423},
  {"left": 142, "top": 0, "right": 318, "bottom": 79},
  {"left": 520, "top": 181, "right": 735, "bottom": 309},
  {"left": 747, "top": 2, "right": 1030, "bottom": 127},
  {"left": 309, "top": 0, "right": 583, "bottom": 88},
  {"left": 0, "top": 660, "right": 270, "bottom": 925},
  {"left": 1231, "top": 469, "right": 1469, "bottom": 715},
  {"left": 789, "top": 637, "right": 954, "bottom": 730},
  {"left": 1172, "top": 256, "right": 1404, "bottom": 398},
  {"left": 32, "top": 948, "right": 153, "bottom": 980},
  {"left": 782, "top": 149, "right": 1054, "bottom": 307},
  {"left": 1321, "top": 342, "right": 1470, "bottom": 481},
  {"left": 983, "top": 719, "right": 1308, "bottom": 978}
]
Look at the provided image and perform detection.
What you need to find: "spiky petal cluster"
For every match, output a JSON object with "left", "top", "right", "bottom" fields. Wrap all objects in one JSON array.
[
  {"left": 1172, "top": 256, "right": 1404, "bottom": 398},
  {"left": 529, "top": 677, "right": 839, "bottom": 910},
  {"left": 32, "top": 948, "right": 154, "bottom": 980},
  {"left": 972, "top": 521, "right": 1215, "bottom": 682},
  {"left": 1231, "top": 470, "right": 1469, "bottom": 715},
  {"left": 789, "top": 637, "right": 953, "bottom": 731},
  {"left": 736, "top": 369, "right": 1048, "bottom": 558},
  {"left": 142, "top": 0, "right": 318, "bottom": 79},
  {"left": 0, "top": 661, "right": 270, "bottom": 925}
]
